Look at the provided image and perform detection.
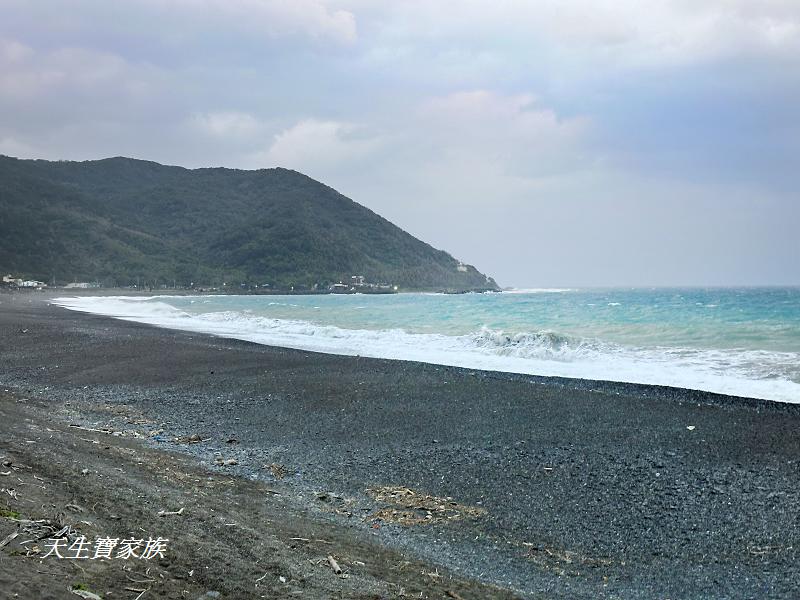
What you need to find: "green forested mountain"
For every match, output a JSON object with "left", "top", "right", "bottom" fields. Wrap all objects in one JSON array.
[{"left": 0, "top": 155, "right": 497, "bottom": 291}]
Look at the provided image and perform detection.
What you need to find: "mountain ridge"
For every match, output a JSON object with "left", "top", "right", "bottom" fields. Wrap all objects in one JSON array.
[{"left": 0, "top": 155, "right": 497, "bottom": 291}]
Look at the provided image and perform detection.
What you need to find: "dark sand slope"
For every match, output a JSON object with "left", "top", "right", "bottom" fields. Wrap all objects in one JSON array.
[
  {"left": 0, "top": 391, "right": 520, "bottom": 600},
  {"left": 1, "top": 293, "right": 799, "bottom": 599}
]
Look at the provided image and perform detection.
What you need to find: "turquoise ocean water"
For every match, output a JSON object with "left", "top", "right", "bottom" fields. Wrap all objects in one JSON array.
[{"left": 53, "top": 288, "right": 800, "bottom": 403}]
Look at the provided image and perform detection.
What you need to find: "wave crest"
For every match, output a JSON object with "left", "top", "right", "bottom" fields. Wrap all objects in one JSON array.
[{"left": 468, "top": 326, "right": 606, "bottom": 361}]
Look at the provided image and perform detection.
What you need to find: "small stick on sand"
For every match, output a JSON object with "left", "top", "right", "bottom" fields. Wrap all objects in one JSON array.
[
  {"left": 157, "top": 507, "right": 185, "bottom": 517},
  {"left": 69, "top": 424, "right": 112, "bottom": 434},
  {"left": 290, "top": 537, "right": 334, "bottom": 545}
]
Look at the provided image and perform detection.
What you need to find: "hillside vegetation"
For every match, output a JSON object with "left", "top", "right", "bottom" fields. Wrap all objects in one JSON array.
[{"left": 0, "top": 155, "right": 497, "bottom": 291}]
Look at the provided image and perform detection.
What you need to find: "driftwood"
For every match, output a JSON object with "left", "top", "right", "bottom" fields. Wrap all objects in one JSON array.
[
  {"left": 290, "top": 537, "right": 334, "bottom": 545},
  {"left": 0, "top": 531, "right": 19, "bottom": 547},
  {"left": 72, "top": 590, "right": 103, "bottom": 600},
  {"left": 327, "top": 555, "right": 342, "bottom": 575},
  {"left": 69, "top": 424, "right": 113, "bottom": 435},
  {"left": 157, "top": 507, "right": 185, "bottom": 517}
]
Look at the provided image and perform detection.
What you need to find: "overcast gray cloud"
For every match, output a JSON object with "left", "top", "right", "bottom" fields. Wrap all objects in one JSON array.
[{"left": 1, "top": 0, "right": 798, "bottom": 286}]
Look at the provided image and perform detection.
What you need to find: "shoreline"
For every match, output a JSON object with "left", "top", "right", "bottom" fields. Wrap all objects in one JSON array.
[
  {"left": 2, "top": 293, "right": 799, "bottom": 598},
  {"left": 49, "top": 290, "right": 800, "bottom": 408}
]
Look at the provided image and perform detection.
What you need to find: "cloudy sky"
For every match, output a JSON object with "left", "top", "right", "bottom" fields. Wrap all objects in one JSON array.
[{"left": 1, "top": 1, "right": 798, "bottom": 287}]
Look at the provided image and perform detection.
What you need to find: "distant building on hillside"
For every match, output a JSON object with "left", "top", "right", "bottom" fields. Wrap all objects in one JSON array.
[
  {"left": 457, "top": 262, "right": 468, "bottom": 272},
  {"left": 65, "top": 282, "right": 96, "bottom": 289},
  {"left": 329, "top": 278, "right": 396, "bottom": 294},
  {"left": 2, "top": 275, "right": 46, "bottom": 289}
]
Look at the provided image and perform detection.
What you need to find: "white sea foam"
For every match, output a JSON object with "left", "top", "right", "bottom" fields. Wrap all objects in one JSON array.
[
  {"left": 51, "top": 296, "right": 800, "bottom": 404},
  {"left": 502, "top": 288, "right": 574, "bottom": 294}
]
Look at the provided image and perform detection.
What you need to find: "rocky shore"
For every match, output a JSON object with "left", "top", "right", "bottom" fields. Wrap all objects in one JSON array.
[{"left": 1, "top": 292, "right": 798, "bottom": 599}]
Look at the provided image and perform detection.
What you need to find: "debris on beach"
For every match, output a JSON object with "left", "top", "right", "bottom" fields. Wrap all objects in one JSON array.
[
  {"left": 524, "top": 543, "right": 613, "bottom": 576},
  {"left": 313, "top": 491, "right": 356, "bottom": 517},
  {"left": 69, "top": 424, "right": 114, "bottom": 435},
  {"left": 366, "top": 486, "right": 486, "bottom": 526},
  {"left": 327, "top": 554, "right": 343, "bottom": 575},
  {"left": 288, "top": 537, "right": 334, "bottom": 546},
  {"left": 267, "top": 462, "right": 289, "bottom": 479},
  {"left": 214, "top": 457, "right": 238, "bottom": 466},
  {"left": 6, "top": 513, "right": 78, "bottom": 546},
  {"left": 175, "top": 433, "right": 205, "bottom": 444},
  {"left": 71, "top": 589, "right": 102, "bottom": 600}
]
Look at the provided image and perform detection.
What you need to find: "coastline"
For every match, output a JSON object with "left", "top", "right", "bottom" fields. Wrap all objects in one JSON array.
[
  {"left": 2, "top": 293, "right": 799, "bottom": 598},
  {"left": 47, "top": 289, "right": 800, "bottom": 404}
]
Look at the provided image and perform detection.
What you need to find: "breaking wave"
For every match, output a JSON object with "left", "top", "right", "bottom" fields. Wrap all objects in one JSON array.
[
  {"left": 468, "top": 327, "right": 609, "bottom": 361},
  {"left": 51, "top": 296, "right": 800, "bottom": 403}
]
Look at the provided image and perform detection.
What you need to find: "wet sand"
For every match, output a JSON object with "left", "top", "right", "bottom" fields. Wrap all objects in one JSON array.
[{"left": 1, "top": 292, "right": 799, "bottom": 599}]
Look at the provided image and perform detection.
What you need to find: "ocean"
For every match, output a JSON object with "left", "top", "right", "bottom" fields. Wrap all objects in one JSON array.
[{"left": 53, "top": 288, "right": 800, "bottom": 403}]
